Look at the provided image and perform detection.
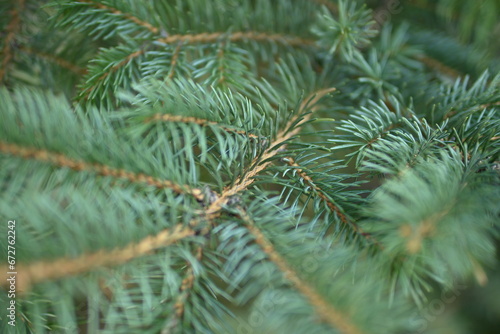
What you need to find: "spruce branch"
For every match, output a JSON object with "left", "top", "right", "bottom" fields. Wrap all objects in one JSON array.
[
  {"left": 173, "top": 92, "right": 346, "bottom": 331},
  {"left": 432, "top": 71, "right": 500, "bottom": 123},
  {"left": 0, "top": 0, "right": 24, "bottom": 82},
  {"left": 0, "top": 224, "right": 194, "bottom": 293},
  {"left": 52, "top": 0, "right": 159, "bottom": 40},
  {"left": 166, "top": 41, "right": 183, "bottom": 80},
  {"left": 79, "top": 47, "right": 145, "bottom": 103},
  {"left": 418, "top": 54, "right": 461, "bottom": 80},
  {"left": 331, "top": 98, "right": 413, "bottom": 167},
  {"left": 143, "top": 86, "right": 335, "bottom": 334},
  {"left": 78, "top": 0, "right": 160, "bottom": 34},
  {"left": 409, "top": 29, "right": 495, "bottom": 78},
  {"left": 310, "top": 0, "right": 338, "bottom": 14},
  {"left": 0, "top": 141, "right": 204, "bottom": 201},
  {"left": 1, "top": 1, "right": 499, "bottom": 332},
  {"left": 204, "top": 87, "right": 336, "bottom": 218},
  {"left": 18, "top": 46, "right": 86, "bottom": 75},
  {"left": 282, "top": 156, "right": 379, "bottom": 246},
  {"left": 238, "top": 207, "right": 363, "bottom": 334},
  {"left": 145, "top": 114, "right": 259, "bottom": 139},
  {"left": 156, "top": 31, "right": 315, "bottom": 47},
  {"left": 312, "top": 1, "right": 377, "bottom": 61},
  {"left": 399, "top": 205, "right": 453, "bottom": 254},
  {"left": 78, "top": 31, "right": 314, "bottom": 104},
  {"left": 137, "top": 88, "right": 340, "bottom": 333},
  {"left": 361, "top": 154, "right": 499, "bottom": 296},
  {"left": 161, "top": 245, "right": 204, "bottom": 334}
]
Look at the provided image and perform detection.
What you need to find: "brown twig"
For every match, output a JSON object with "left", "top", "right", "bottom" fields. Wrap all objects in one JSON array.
[
  {"left": 161, "top": 246, "right": 204, "bottom": 334},
  {"left": 312, "top": 0, "right": 339, "bottom": 13},
  {"left": 216, "top": 41, "right": 226, "bottom": 85},
  {"left": 79, "top": 0, "right": 159, "bottom": 34},
  {"left": 0, "top": 141, "right": 204, "bottom": 201},
  {"left": 443, "top": 100, "right": 500, "bottom": 120},
  {"left": 240, "top": 208, "right": 362, "bottom": 334},
  {"left": 418, "top": 55, "right": 461, "bottom": 80},
  {"left": 0, "top": 224, "right": 194, "bottom": 293},
  {"left": 167, "top": 42, "right": 183, "bottom": 80},
  {"left": 282, "top": 157, "right": 380, "bottom": 246},
  {"left": 155, "top": 89, "right": 336, "bottom": 332},
  {"left": 0, "top": 0, "right": 25, "bottom": 82},
  {"left": 146, "top": 114, "right": 259, "bottom": 139},
  {"left": 80, "top": 49, "right": 144, "bottom": 101},
  {"left": 204, "top": 88, "right": 337, "bottom": 219},
  {"left": 81, "top": 31, "right": 314, "bottom": 101},
  {"left": 157, "top": 31, "right": 314, "bottom": 48},
  {"left": 19, "top": 46, "right": 86, "bottom": 75},
  {"left": 310, "top": 0, "right": 338, "bottom": 13},
  {"left": 399, "top": 205, "right": 452, "bottom": 254}
]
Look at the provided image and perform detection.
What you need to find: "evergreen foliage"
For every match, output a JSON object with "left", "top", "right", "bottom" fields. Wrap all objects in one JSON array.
[{"left": 0, "top": 1, "right": 499, "bottom": 333}]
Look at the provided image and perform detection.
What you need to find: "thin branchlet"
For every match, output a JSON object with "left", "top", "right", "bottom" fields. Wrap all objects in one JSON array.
[
  {"left": 167, "top": 41, "right": 183, "bottom": 80},
  {"left": 0, "top": 141, "right": 204, "bottom": 201},
  {"left": 204, "top": 88, "right": 337, "bottom": 219},
  {"left": 239, "top": 208, "right": 363, "bottom": 334},
  {"left": 0, "top": 0, "right": 25, "bottom": 82},
  {"left": 19, "top": 46, "right": 86, "bottom": 75},
  {"left": 79, "top": 0, "right": 160, "bottom": 34},
  {"left": 283, "top": 156, "right": 381, "bottom": 246},
  {"left": 145, "top": 114, "right": 259, "bottom": 139},
  {"left": 161, "top": 246, "right": 204, "bottom": 334},
  {"left": 80, "top": 31, "right": 315, "bottom": 100},
  {"left": 0, "top": 224, "right": 194, "bottom": 292}
]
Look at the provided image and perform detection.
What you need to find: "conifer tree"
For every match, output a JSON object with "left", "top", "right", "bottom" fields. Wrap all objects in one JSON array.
[{"left": 1, "top": 1, "right": 499, "bottom": 333}]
